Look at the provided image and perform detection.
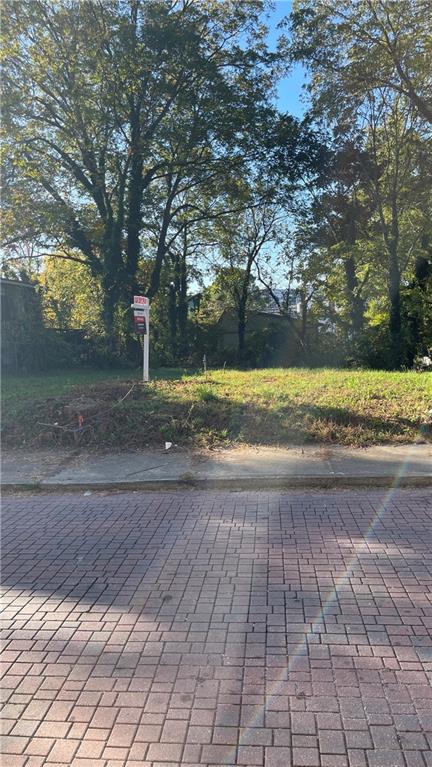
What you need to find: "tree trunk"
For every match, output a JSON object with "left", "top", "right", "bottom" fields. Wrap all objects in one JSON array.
[
  {"left": 344, "top": 205, "right": 364, "bottom": 342},
  {"left": 405, "top": 255, "right": 431, "bottom": 366},
  {"left": 236, "top": 252, "right": 255, "bottom": 365},
  {"left": 168, "top": 280, "right": 177, "bottom": 359},
  {"left": 147, "top": 176, "right": 178, "bottom": 300},
  {"left": 300, "top": 293, "right": 308, "bottom": 350},
  {"left": 100, "top": 226, "right": 123, "bottom": 353},
  {"left": 387, "top": 190, "right": 402, "bottom": 369},
  {"left": 124, "top": 7, "right": 143, "bottom": 296},
  {"left": 238, "top": 302, "right": 247, "bottom": 364},
  {"left": 344, "top": 254, "right": 364, "bottom": 337},
  {"left": 126, "top": 151, "right": 143, "bottom": 290},
  {"left": 177, "top": 232, "right": 188, "bottom": 359},
  {"left": 101, "top": 280, "right": 118, "bottom": 354},
  {"left": 237, "top": 282, "right": 250, "bottom": 365},
  {"left": 388, "top": 246, "right": 402, "bottom": 369}
]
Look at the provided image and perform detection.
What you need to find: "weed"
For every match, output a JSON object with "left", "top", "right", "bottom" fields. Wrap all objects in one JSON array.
[{"left": 2, "top": 367, "right": 430, "bottom": 449}]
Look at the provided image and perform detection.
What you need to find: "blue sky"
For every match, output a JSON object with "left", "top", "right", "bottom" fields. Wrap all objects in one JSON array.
[{"left": 265, "top": 0, "right": 308, "bottom": 118}]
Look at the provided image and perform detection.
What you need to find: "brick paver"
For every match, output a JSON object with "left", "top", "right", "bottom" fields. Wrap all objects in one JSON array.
[{"left": 1, "top": 488, "right": 431, "bottom": 766}]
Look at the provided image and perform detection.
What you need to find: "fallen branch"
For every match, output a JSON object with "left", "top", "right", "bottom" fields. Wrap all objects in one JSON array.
[{"left": 36, "top": 383, "right": 137, "bottom": 434}]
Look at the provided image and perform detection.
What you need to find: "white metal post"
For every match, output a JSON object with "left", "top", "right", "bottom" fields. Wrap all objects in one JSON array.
[
  {"left": 142, "top": 334, "right": 145, "bottom": 383},
  {"left": 143, "top": 308, "right": 149, "bottom": 382},
  {"left": 132, "top": 296, "right": 150, "bottom": 383}
]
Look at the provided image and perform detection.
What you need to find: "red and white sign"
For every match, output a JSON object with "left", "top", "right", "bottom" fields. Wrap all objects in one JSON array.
[
  {"left": 134, "top": 315, "right": 147, "bottom": 334},
  {"left": 133, "top": 295, "right": 148, "bottom": 306},
  {"left": 131, "top": 295, "right": 150, "bottom": 381}
]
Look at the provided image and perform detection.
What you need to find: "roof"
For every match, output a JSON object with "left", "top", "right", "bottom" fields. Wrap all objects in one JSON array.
[
  {"left": 217, "top": 308, "right": 295, "bottom": 325},
  {"left": 0, "top": 278, "right": 36, "bottom": 289}
]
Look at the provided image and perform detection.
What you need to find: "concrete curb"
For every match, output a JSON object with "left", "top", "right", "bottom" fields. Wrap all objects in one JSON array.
[
  {"left": 2, "top": 474, "right": 431, "bottom": 493},
  {"left": 3, "top": 445, "right": 431, "bottom": 493}
]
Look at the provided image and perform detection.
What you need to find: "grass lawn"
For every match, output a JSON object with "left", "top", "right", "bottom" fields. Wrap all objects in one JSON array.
[
  {"left": 2, "top": 367, "right": 431, "bottom": 450},
  {"left": 1, "top": 367, "right": 189, "bottom": 402}
]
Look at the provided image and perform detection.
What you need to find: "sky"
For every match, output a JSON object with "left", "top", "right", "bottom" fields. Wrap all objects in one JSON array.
[{"left": 264, "top": 0, "right": 308, "bottom": 118}]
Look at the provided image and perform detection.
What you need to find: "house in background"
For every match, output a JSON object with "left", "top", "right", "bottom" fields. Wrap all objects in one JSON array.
[
  {"left": 187, "top": 292, "right": 203, "bottom": 313},
  {"left": 256, "top": 288, "right": 302, "bottom": 317},
  {"left": 1, "top": 278, "right": 46, "bottom": 372},
  {"left": 187, "top": 285, "right": 305, "bottom": 365},
  {"left": 216, "top": 309, "right": 302, "bottom": 366},
  {"left": 188, "top": 287, "right": 303, "bottom": 318}
]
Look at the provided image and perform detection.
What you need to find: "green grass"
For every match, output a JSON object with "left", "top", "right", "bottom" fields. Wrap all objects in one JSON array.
[
  {"left": 2, "top": 367, "right": 431, "bottom": 450},
  {"left": 1, "top": 367, "right": 189, "bottom": 402}
]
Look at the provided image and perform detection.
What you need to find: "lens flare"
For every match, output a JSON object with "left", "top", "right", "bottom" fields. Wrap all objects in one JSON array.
[{"left": 228, "top": 444, "right": 422, "bottom": 762}]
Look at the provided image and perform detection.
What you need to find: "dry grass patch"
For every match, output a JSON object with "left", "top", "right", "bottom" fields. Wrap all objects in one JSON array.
[{"left": 2, "top": 367, "right": 430, "bottom": 449}]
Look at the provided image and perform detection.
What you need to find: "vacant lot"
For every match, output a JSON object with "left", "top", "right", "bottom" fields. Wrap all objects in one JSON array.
[
  {"left": 1, "top": 366, "right": 188, "bottom": 402},
  {"left": 2, "top": 367, "right": 431, "bottom": 449}
]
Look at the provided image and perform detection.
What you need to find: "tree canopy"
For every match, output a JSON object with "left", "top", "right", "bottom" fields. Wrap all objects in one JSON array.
[
  {"left": 2, "top": 0, "right": 431, "bottom": 370},
  {"left": 2, "top": 0, "right": 287, "bottom": 334}
]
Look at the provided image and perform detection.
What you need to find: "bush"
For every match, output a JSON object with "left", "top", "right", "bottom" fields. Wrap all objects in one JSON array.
[
  {"left": 354, "top": 323, "right": 394, "bottom": 370},
  {"left": 1, "top": 326, "right": 78, "bottom": 373}
]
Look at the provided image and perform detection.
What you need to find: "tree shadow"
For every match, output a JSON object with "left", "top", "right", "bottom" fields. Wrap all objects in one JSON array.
[
  {"left": 2, "top": 384, "right": 426, "bottom": 450},
  {"left": 2, "top": 489, "right": 431, "bottom": 617},
  {"left": 2, "top": 490, "right": 431, "bottom": 762}
]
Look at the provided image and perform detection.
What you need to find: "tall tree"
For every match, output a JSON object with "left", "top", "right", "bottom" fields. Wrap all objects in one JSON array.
[
  {"left": 208, "top": 201, "right": 281, "bottom": 361},
  {"left": 288, "top": 0, "right": 432, "bottom": 367},
  {"left": 288, "top": 0, "right": 432, "bottom": 125},
  {"left": 2, "top": 0, "right": 277, "bottom": 344},
  {"left": 298, "top": 141, "right": 373, "bottom": 347}
]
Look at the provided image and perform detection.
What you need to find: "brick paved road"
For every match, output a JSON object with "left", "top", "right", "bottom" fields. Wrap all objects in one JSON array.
[{"left": 1, "top": 489, "right": 431, "bottom": 767}]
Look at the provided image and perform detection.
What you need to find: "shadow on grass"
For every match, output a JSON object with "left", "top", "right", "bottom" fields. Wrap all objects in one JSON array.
[
  {"left": 290, "top": 402, "right": 422, "bottom": 437},
  {"left": 1, "top": 383, "right": 426, "bottom": 450}
]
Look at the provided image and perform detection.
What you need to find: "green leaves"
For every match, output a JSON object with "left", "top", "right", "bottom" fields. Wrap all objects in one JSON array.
[
  {"left": 286, "top": 0, "right": 432, "bottom": 368},
  {"left": 2, "top": 0, "right": 280, "bottom": 333}
]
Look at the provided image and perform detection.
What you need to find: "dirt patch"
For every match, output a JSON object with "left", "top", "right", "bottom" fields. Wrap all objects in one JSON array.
[
  {"left": 2, "top": 372, "right": 430, "bottom": 451},
  {"left": 2, "top": 381, "right": 200, "bottom": 451}
]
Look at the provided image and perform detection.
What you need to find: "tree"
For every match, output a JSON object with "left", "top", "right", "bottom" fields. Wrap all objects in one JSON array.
[
  {"left": 402, "top": 247, "right": 432, "bottom": 366},
  {"left": 288, "top": 0, "right": 432, "bottom": 368},
  {"left": 206, "top": 201, "right": 281, "bottom": 361},
  {"left": 364, "top": 91, "right": 428, "bottom": 366},
  {"left": 2, "top": 0, "right": 278, "bottom": 346},
  {"left": 288, "top": 0, "right": 432, "bottom": 125},
  {"left": 39, "top": 256, "right": 103, "bottom": 335},
  {"left": 294, "top": 141, "right": 373, "bottom": 348},
  {"left": 1, "top": 241, "right": 42, "bottom": 282}
]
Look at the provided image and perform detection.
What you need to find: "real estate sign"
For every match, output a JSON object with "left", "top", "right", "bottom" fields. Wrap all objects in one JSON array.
[{"left": 131, "top": 296, "right": 150, "bottom": 382}]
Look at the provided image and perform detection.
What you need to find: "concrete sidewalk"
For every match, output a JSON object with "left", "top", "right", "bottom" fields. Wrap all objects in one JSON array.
[{"left": 1, "top": 444, "right": 431, "bottom": 490}]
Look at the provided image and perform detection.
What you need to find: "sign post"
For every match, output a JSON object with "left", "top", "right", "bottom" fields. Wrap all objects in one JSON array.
[
  {"left": 131, "top": 296, "right": 150, "bottom": 382},
  {"left": 143, "top": 323, "right": 149, "bottom": 383}
]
